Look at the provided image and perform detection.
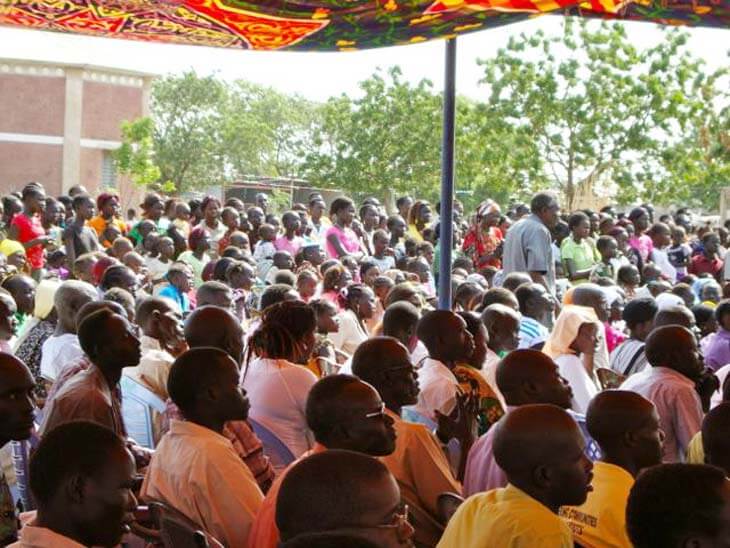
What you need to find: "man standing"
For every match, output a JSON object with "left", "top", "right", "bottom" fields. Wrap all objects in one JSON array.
[{"left": 502, "top": 192, "right": 560, "bottom": 296}]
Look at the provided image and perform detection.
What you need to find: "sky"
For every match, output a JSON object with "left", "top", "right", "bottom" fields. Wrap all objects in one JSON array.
[{"left": 0, "top": 17, "right": 728, "bottom": 102}]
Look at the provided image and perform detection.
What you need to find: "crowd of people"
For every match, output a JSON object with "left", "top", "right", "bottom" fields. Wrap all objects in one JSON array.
[{"left": 1, "top": 181, "right": 730, "bottom": 547}]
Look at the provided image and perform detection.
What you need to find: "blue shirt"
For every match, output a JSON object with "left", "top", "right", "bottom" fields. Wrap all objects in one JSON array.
[{"left": 158, "top": 284, "right": 190, "bottom": 313}]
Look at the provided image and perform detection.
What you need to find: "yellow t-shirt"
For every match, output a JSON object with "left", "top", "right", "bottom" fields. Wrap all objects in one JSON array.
[
  {"left": 686, "top": 431, "right": 705, "bottom": 464},
  {"left": 438, "top": 484, "right": 572, "bottom": 548},
  {"left": 560, "top": 462, "right": 633, "bottom": 548}
]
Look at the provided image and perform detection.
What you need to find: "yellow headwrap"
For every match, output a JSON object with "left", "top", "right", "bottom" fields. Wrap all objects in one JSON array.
[{"left": 542, "top": 305, "right": 599, "bottom": 359}]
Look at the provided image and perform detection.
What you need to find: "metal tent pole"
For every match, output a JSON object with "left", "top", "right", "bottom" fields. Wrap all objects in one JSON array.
[{"left": 438, "top": 37, "right": 457, "bottom": 310}]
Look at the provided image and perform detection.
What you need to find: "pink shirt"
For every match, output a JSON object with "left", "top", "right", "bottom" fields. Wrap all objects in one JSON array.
[
  {"left": 324, "top": 224, "right": 361, "bottom": 259},
  {"left": 628, "top": 234, "right": 654, "bottom": 263},
  {"left": 274, "top": 234, "right": 304, "bottom": 257},
  {"left": 463, "top": 411, "right": 509, "bottom": 497}
]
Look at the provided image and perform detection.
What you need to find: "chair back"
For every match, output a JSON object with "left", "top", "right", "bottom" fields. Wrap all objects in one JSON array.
[
  {"left": 10, "top": 440, "right": 34, "bottom": 511},
  {"left": 248, "top": 418, "right": 296, "bottom": 471},
  {"left": 120, "top": 375, "right": 166, "bottom": 449},
  {"left": 149, "top": 501, "right": 212, "bottom": 548}
]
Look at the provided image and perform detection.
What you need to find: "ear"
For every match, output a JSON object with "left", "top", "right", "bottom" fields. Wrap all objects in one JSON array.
[
  {"left": 623, "top": 429, "right": 638, "bottom": 448},
  {"left": 65, "top": 474, "right": 86, "bottom": 505},
  {"left": 532, "top": 464, "right": 552, "bottom": 489}
]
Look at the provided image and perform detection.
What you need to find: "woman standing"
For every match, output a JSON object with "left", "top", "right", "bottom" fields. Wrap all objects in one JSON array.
[
  {"left": 542, "top": 305, "right": 601, "bottom": 414},
  {"left": 177, "top": 227, "right": 211, "bottom": 288},
  {"left": 242, "top": 301, "right": 318, "bottom": 466},
  {"left": 325, "top": 197, "right": 363, "bottom": 260},
  {"left": 199, "top": 195, "right": 227, "bottom": 256},
  {"left": 406, "top": 200, "right": 433, "bottom": 243},
  {"left": 8, "top": 183, "right": 53, "bottom": 279},
  {"left": 88, "top": 193, "right": 128, "bottom": 248},
  {"left": 462, "top": 200, "right": 503, "bottom": 270}
]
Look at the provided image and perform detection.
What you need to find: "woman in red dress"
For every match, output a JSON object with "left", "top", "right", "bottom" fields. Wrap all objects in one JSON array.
[
  {"left": 8, "top": 183, "right": 53, "bottom": 279},
  {"left": 462, "top": 199, "right": 504, "bottom": 270}
]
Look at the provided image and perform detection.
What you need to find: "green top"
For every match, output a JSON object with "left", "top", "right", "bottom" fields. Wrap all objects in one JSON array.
[{"left": 561, "top": 237, "right": 599, "bottom": 281}]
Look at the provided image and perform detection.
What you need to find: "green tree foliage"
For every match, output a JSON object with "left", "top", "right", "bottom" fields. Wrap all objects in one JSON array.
[
  {"left": 112, "top": 117, "right": 164, "bottom": 190},
  {"left": 478, "top": 19, "right": 729, "bottom": 210}
]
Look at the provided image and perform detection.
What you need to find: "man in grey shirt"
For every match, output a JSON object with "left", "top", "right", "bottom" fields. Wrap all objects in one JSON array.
[{"left": 502, "top": 192, "right": 561, "bottom": 296}]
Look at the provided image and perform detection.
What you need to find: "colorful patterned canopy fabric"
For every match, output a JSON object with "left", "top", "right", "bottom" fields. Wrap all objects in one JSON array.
[{"left": 1, "top": 0, "right": 728, "bottom": 51}]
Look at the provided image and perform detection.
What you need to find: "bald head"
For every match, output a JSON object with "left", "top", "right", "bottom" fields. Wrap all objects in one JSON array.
[
  {"left": 653, "top": 305, "right": 694, "bottom": 329},
  {"left": 645, "top": 325, "right": 702, "bottom": 379},
  {"left": 494, "top": 404, "right": 592, "bottom": 510},
  {"left": 54, "top": 280, "right": 98, "bottom": 332},
  {"left": 351, "top": 337, "right": 410, "bottom": 384},
  {"left": 481, "top": 304, "right": 521, "bottom": 352},
  {"left": 586, "top": 391, "right": 662, "bottom": 473},
  {"left": 496, "top": 350, "right": 572, "bottom": 409},
  {"left": 184, "top": 306, "right": 244, "bottom": 365},
  {"left": 571, "top": 284, "right": 609, "bottom": 323}
]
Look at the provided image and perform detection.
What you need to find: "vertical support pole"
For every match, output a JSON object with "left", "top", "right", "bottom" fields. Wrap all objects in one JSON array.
[{"left": 438, "top": 38, "right": 457, "bottom": 310}]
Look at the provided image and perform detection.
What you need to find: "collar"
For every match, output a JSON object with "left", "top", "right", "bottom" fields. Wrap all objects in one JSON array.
[
  {"left": 385, "top": 408, "right": 403, "bottom": 423},
  {"left": 16, "top": 520, "right": 86, "bottom": 548},
  {"left": 648, "top": 366, "right": 695, "bottom": 386},
  {"left": 169, "top": 419, "right": 233, "bottom": 447},
  {"left": 422, "top": 357, "right": 455, "bottom": 376},
  {"left": 140, "top": 335, "right": 163, "bottom": 351}
]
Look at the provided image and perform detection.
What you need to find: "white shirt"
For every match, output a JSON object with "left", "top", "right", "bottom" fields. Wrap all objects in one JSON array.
[
  {"left": 652, "top": 247, "right": 677, "bottom": 283},
  {"left": 9, "top": 521, "right": 85, "bottom": 547},
  {"left": 40, "top": 333, "right": 84, "bottom": 382},
  {"left": 555, "top": 354, "right": 599, "bottom": 414},
  {"left": 405, "top": 357, "right": 459, "bottom": 421},
  {"left": 141, "top": 420, "right": 263, "bottom": 548},
  {"left": 484, "top": 348, "right": 507, "bottom": 410},
  {"left": 146, "top": 256, "right": 172, "bottom": 284},
  {"left": 329, "top": 309, "right": 369, "bottom": 357},
  {"left": 124, "top": 336, "right": 173, "bottom": 400},
  {"left": 241, "top": 357, "right": 317, "bottom": 461}
]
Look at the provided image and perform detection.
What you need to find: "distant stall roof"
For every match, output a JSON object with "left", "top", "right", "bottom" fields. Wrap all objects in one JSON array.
[{"left": 1, "top": 0, "right": 728, "bottom": 52}]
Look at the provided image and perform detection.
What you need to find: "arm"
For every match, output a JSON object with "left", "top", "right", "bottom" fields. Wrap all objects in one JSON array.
[
  {"left": 326, "top": 232, "right": 349, "bottom": 259},
  {"left": 563, "top": 258, "right": 592, "bottom": 281},
  {"left": 63, "top": 227, "right": 77, "bottom": 266}
]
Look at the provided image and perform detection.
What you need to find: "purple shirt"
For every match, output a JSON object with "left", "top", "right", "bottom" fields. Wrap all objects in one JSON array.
[
  {"left": 704, "top": 328, "right": 730, "bottom": 371},
  {"left": 620, "top": 366, "right": 702, "bottom": 462}
]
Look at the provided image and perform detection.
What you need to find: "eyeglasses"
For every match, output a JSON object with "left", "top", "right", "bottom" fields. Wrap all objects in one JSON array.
[
  {"left": 364, "top": 402, "right": 387, "bottom": 419},
  {"left": 373, "top": 504, "right": 410, "bottom": 530}
]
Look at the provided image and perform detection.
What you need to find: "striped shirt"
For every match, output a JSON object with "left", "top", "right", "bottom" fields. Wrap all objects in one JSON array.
[
  {"left": 518, "top": 316, "right": 550, "bottom": 350},
  {"left": 609, "top": 338, "right": 648, "bottom": 377}
]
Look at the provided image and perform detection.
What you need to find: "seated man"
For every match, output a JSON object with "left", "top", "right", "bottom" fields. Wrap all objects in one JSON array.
[
  {"left": 12, "top": 421, "right": 137, "bottom": 548},
  {"left": 609, "top": 298, "right": 657, "bottom": 377},
  {"left": 514, "top": 282, "right": 554, "bottom": 350},
  {"left": 196, "top": 280, "right": 234, "bottom": 310},
  {"left": 352, "top": 337, "right": 461, "bottom": 547},
  {"left": 248, "top": 374, "right": 397, "bottom": 548},
  {"left": 39, "top": 280, "right": 97, "bottom": 383},
  {"left": 382, "top": 302, "right": 420, "bottom": 355},
  {"left": 620, "top": 325, "right": 704, "bottom": 462},
  {"left": 40, "top": 308, "right": 141, "bottom": 437},
  {"left": 0, "top": 354, "right": 36, "bottom": 545},
  {"left": 276, "top": 450, "right": 414, "bottom": 547},
  {"left": 560, "top": 390, "right": 663, "bottom": 548},
  {"left": 405, "top": 310, "right": 474, "bottom": 422},
  {"left": 124, "top": 296, "right": 184, "bottom": 400},
  {"left": 481, "top": 304, "right": 521, "bottom": 408},
  {"left": 141, "top": 347, "right": 263, "bottom": 547},
  {"left": 463, "top": 349, "right": 574, "bottom": 496},
  {"left": 440, "top": 404, "right": 593, "bottom": 548},
  {"left": 626, "top": 463, "right": 730, "bottom": 548}
]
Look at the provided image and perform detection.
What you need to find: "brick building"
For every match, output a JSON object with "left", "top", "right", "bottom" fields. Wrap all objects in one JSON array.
[{"left": 0, "top": 58, "right": 153, "bottom": 207}]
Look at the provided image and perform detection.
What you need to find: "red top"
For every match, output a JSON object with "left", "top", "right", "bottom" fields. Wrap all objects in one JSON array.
[
  {"left": 11, "top": 213, "right": 45, "bottom": 269},
  {"left": 688, "top": 253, "right": 723, "bottom": 278}
]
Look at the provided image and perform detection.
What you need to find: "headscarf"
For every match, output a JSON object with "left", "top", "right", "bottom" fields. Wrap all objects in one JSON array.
[
  {"left": 476, "top": 199, "right": 501, "bottom": 219},
  {"left": 0, "top": 239, "right": 25, "bottom": 258},
  {"left": 33, "top": 279, "right": 60, "bottom": 319},
  {"left": 542, "top": 305, "right": 599, "bottom": 359}
]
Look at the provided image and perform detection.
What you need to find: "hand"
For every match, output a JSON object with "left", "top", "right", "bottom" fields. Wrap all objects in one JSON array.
[
  {"left": 435, "top": 392, "right": 478, "bottom": 446},
  {"left": 384, "top": 247, "right": 395, "bottom": 257},
  {"left": 696, "top": 367, "right": 720, "bottom": 413}
]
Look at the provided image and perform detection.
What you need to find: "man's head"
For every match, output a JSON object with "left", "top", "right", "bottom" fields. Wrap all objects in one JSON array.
[
  {"left": 571, "top": 284, "right": 610, "bottom": 323},
  {"left": 30, "top": 421, "right": 137, "bottom": 548},
  {"left": 502, "top": 272, "right": 532, "bottom": 293},
  {"left": 0, "top": 354, "right": 35, "bottom": 445},
  {"left": 352, "top": 337, "right": 419, "bottom": 411},
  {"left": 0, "top": 291, "right": 18, "bottom": 340},
  {"left": 2, "top": 274, "right": 36, "bottom": 316},
  {"left": 416, "top": 310, "right": 474, "bottom": 363},
  {"left": 654, "top": 304, "right": 695, "bottom": 329},
  {"left": 493, "top": 404, "right": 593, "bottom": 512},
  {"left": 496, "top": 350, "right": 573, "bottom": 409},
  {"left": 184, "top": 306, "right": 244, "bottom": 366},
  {"left": 515, "top": 283, "right": 554, "bottom": 326},
  {"left": 703, "top": 403, "right": 730, "bottom": 477},
  {"left": 196, "top": 280, "right": 233, "bottom": 311},
  {"left": 382, "top": 302, "right": 420, "bottom": 353},
  {"left": 136, "top": 297, "right": 183, "bottom": 349},
  {"left": 168, "top": 347, "right": 249, "bottom": 425},
  {"left": 54, "top": 280, "right": 98, "bottom": 333},
  {"left": 78, "top": 309, "right": 141, "bottom": 371},
  {"left": 586, "top": 391, "right": 663, "bottom": 475},
  {"left": 622, "top": 298, "right": 658, "bottom": 341},
  {"left": 645, "top": 325, "right": 703, "bottom": 379},
  {"left": 99, "top": 265, "right": 139, "bottom": 298},
  {"left": 276, "top": 450, "right": 413, "bottom": 547},
  {"left": 260, "top": 283, "right": 300, "bottom": 311},
  {"left": 480, "top": 287, "right": 519, "bottom": 311},
  {"left": 626, "top": 463, "right": 730, "bottom": 548},
  {"left": 481, "top": 304, "right": 521, "bottom": 353},
  {"left": 530, "top": 192, "right": 561, "bottom": 228},
  {"left": 305, "top": 375, "right": 396, "bottom": 456}
]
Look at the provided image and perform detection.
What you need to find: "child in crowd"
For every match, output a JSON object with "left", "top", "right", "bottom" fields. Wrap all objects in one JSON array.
[
  {"left": 307, "top": 298, "right": 341, "bottom": 377},
  {"left": 147, "top": 236, "right": 176, "bottom": 286},
  {"left": 275, "top": 211, "right": 305, "bottom": 258},
  {"left": 173, "top": 201, "right": 192, "bottom": 239},
  {"left": 296, "top": 269, "right": 319, "bottom": 303},
  {"left": 217, "top": 206, "right": 241, "bottom": 253},
  {"left": 370, "top": 229, "right": 395, "bottom": 273},
  {"left": 253, "top": 223, "right": 277, "bottom": 280},
  {"left": 617, "top": 264, "right": 641, "bottom": 300},
  {"left": 648, "top": 222, "right": 676, "bottom": 282},
  {"left": 591, "top": 235, "right": 618, "bottom": 281}
]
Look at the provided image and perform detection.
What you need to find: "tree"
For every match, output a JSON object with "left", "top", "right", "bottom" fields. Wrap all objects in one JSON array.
[
  {"left": 150, "top": 71, "right": 228, "bottom": 192},
  {"left": 113, "top": 117, "right": 165, "bottom": 190},
  {"left": 302, "top": 67, "right": 443, "bottom": 208},
  {"left": 478, "top": 19, "right": 727, "bottom": 209}
]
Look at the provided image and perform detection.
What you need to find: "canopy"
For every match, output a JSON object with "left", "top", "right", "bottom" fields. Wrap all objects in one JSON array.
[{"left": 1, "top": 0, "right": 728, "bottom": 52}]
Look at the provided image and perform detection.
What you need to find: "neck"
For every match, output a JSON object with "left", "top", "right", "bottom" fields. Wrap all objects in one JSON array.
[
  {"left": 286, "top": 230, "right": 295, "bottom": 238},
  {"left": 36, "top": 509, "right": 89, "bottom": 547},
  {"left": 431, "top": 354, "right": 455, "bottom": 370},
  {"left": 188, "top": 415, "right": 225, "bottom": 435},
  {"left": 73, "top": 217, "right": 86, "bottom": 227},
  {"left": 510, "top": 480, "right": 560, "bottom": 514},
  {"left": 383, "top": 394, "right": 402, "bottom": 416},
  {"left": 193, "top": 249, "right": 205, "bottom": 258},
  {"left": 602, "top": 453, "right": 641, "bottom": 478},
  {"left": 573, "top": 235, "right": 583, "bottom": 243},
  {"left": 54, "top": 323, "right": 73, "bottom": 336},
  {"left": 95, "top": 362, "right": 122, "bottom": 388}
]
